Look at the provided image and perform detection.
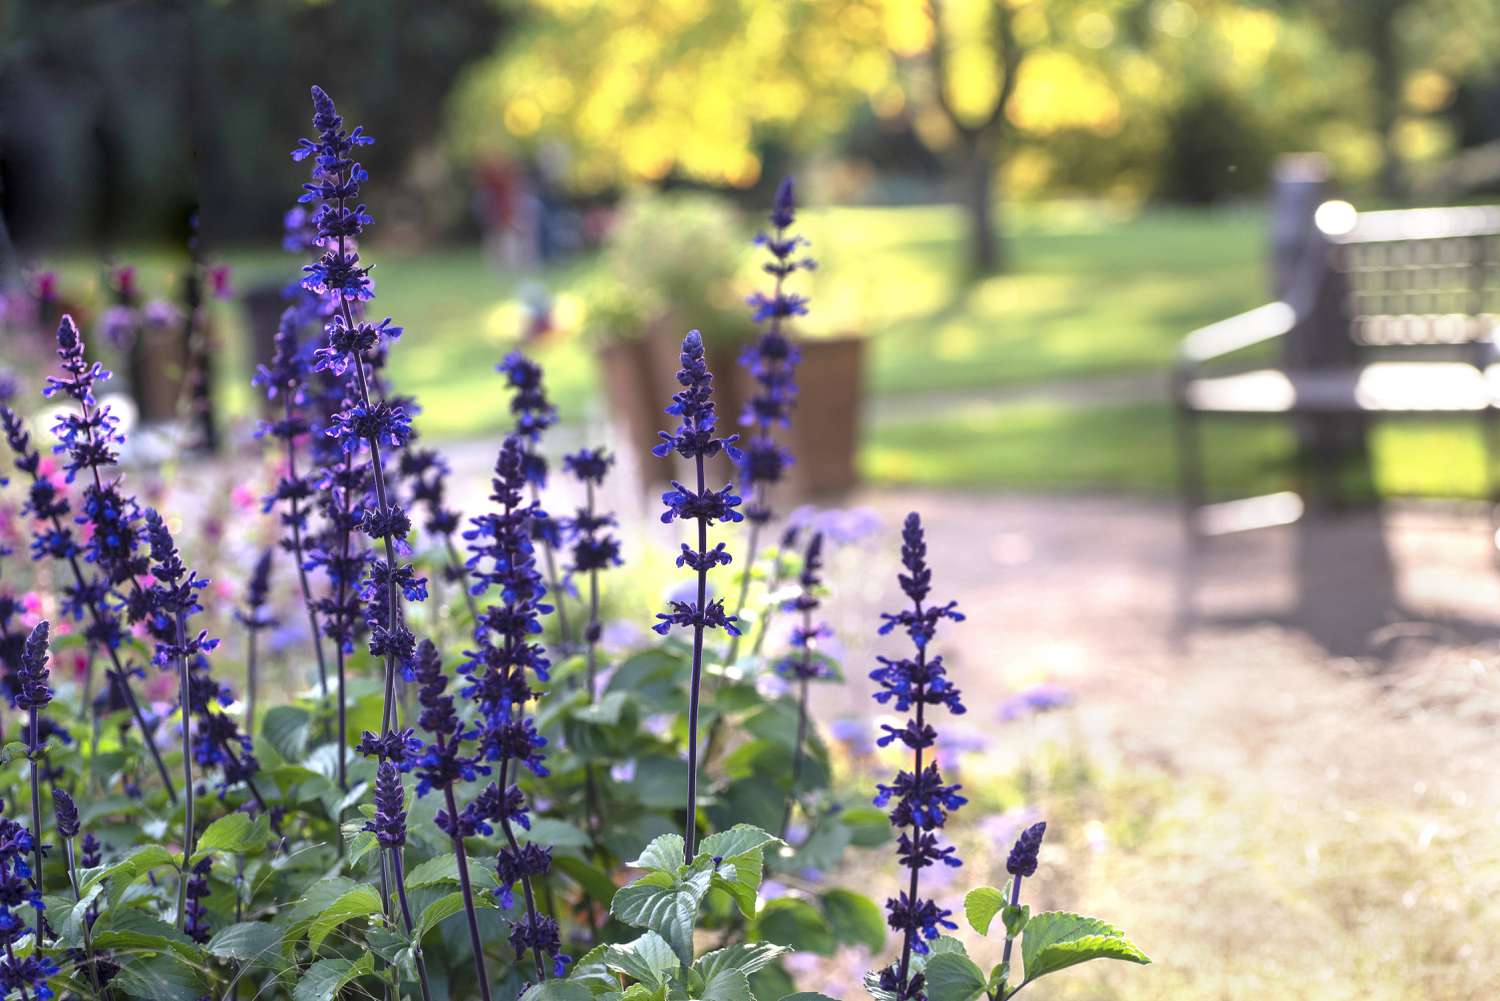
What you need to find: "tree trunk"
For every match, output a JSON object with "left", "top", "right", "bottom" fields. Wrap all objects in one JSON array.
[{"left": 962, "top": 132, "right": 1003, "bottom": 275}]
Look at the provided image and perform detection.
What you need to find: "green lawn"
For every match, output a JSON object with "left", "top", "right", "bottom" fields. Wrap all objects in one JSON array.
[{"left": 38, "top": 203, "right": 1486, "bottom": 497}]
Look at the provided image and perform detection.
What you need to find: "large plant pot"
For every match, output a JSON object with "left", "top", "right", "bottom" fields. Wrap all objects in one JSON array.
[
  {"left": 786, "top": 334, "right": 866, "bottom": 499},
  {"left": 597, "top": 328, "right": 672, "bottom": 488}
]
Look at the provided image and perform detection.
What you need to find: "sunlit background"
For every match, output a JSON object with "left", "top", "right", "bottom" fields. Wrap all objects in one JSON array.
[{"left": 5, "top": 1, "right": 1500, "bottom": 998}]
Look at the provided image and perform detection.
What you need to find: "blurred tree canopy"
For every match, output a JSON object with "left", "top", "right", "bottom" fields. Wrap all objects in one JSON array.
[{"left": 451, "top": 0, "right": 1500, "bottom": 270}]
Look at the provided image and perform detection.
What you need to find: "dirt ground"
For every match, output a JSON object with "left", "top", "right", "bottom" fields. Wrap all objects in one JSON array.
[{"left": 787, "top": 490, "right": 1500, "bottom": 999}]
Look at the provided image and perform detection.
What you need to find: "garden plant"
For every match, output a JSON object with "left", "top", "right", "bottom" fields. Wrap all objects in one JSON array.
[{"left": 0, "top": 88, "right": 1149, "bottom": 1001}]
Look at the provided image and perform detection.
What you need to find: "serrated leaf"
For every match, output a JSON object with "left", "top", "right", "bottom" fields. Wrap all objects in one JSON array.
[
  {"left": 113, "top": 953, "right": 204, "bottom": 1001},
  {"left": 308, "top": 884, "right": 384, "bottom": 954},
  {"left": 519, "top": 982, "right": 594, "bottom": 1001},
  {"left": 922, "top": 953, "right": 987, "bottom": 1001},
  {"left": 964, "top": 886, "right": 1008, "bottom": 936},
  {"left": 604, "top": 931, "right": 679, "bottom": 987},
  {"left": 293, "top": 955, "right": 374, "bottom": 1001},
  {"left": 261, "top": 704, "right": 311, "bottom": 762},
  {"left": 694, "top": 942, "right": 790, "bottom": 982},
  {"left": 821, "top": 888, "right": 886, "bottom": 952},
  {"left": 696, "top": 824, "right": 780, "bottom": 863},
  {"left": 1002, "top": 904, "right": 1030, "bottom": 938},
  {"left": 60, "top": 883, "right": 102, "bottom": 946},
  {"left": 92, "top": 911, "right": 195, "bottom": 958},
  {"left": 628, "top": 833, "right": 687, "bottom": 873},
  {"left": 207, "top": 921, "right": 283, "bottom": 962},
  {"left": 1020, "top": 912, "right": 1150, "bottom": 986},
  {"left": 610, "top": 867, "right": 713, "bottom": 966},
  {"left": 405, "top": 853, "right": 460, "bottom": 888},
  {"left": 195, "top": 812, "right": 271, "bottom": 857},
  {"left": 81, "top": 844, "right": 175, "bottom": 896}
]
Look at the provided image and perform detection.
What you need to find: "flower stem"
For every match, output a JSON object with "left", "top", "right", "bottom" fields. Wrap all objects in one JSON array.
[
  {"left": 684, "top": 452, "right": 709, "bottom": 864},
  {"left": 26, "top": 708, "right": 44, "bottom": 944},
  {"left": 497, "top": 758, "right": 547, "bottom": 983},
  {"left": 530, "top": 482, "right": 572, "bottom": 652},
  {"left": 894, "top": 597, "right": 929, "bottom": 994},
  {"left": 280, "top": 394, "right": 332, "bottom": 718},
  {"left": 64, "top": 837, "right": 103, "bottom": 997},
  {"left": 779, "top": 672, "right": 811, "bottom": 841},
  {"left": 173, "top": 612, "right": 196, "bottom": 934},
  {"left": 999, "top": 872, "right": 1022, "bottom": 973},
  {"left": 441, "top": 784, "right": 495, "bottom": 1001},
  {"left": 245, "top": 616, "right": 259, "bottom": 741},
  {"left": 388, "top": 847, "right": 435, "bottom": 1001}
]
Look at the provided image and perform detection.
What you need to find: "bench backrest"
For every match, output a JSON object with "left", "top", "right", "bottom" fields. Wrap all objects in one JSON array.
[{"left": 1327, "top": 206, "right": 1500, "bottom": 350}]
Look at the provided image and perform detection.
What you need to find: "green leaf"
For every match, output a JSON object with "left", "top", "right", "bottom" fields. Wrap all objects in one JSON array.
[
  {"left": 753, "top": 897, "right": 836, "bottom": 956},
  {"left": 415, "top": 890, "right": 495, "bottom": 941},
  {"left": 261, "top": 704, "right": 311, "bottom": 761},
  {"left": 700, "top": 969, "right": 753, "bottom": 1001},
  {"left": 573, "top": 690, "right": 629, "bottom": 726},
  {"left": 279, "top": 877, "right": 359, "bottom": 955},
  {"left": 91, "top": 911, "right": 195, "bottom": 958},
  {"left": 610, "top": 867, "right": 714, "bottom": 967},
  {"left": 81, "top": 844, "right": 174, "bottom": 895},
  {"left": 520, "top": 817, "right": 592, "bottom": 852},
  {"left": 1002, "top": 904, "right": 1030, "bottom": 938},
  {"left": 1020, "top": 912, "right": 1150, "bottom": 986},
  {"left": 519, "top": 983, "right": 594, "bottom": 1001},
  {"left": 603, "top": 931, "right": 679, "bottom": 987},
  {"left": 922, "top": 953, "right": 988, "bottom": 1001},
  {"left": 628, "top": 833, "right": 687, "bottom": 873},
  {"left": 964, "top": 886, "right": 1008, "bottom": 936},
  {"left": 694, "top": 942, "right": 790, "bottom": 982},
  {"left": 820, "top": 888, "right": 885, "bottom": 952},
  {"left": 696, "top": 824, "right": 780, "bottom": 863},
  {"left": 207, "top": 921, "right": 283, "bottom": 962},
  {"left": 112, "top": 953, "right": 204, "bottom": 1001},
  {"left": 293, "top": 955, "right": 375, "bottom": 1001},
  {"left": 195, "top": 812, "right": 271, "bottom": 857},
  {"left": 779, "top": 995, "right": 841, "bottom": 1001},
  {"left": 308, "top": 884, "right": 384, "bottom": 954}
]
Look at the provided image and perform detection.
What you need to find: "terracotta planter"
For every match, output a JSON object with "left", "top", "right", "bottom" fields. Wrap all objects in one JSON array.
[
  {"left": 786, "top": 334, "right": 866, "bottom": 499},
  {"left": 131, "top": 323, "right": 188, "bottom": 424}
]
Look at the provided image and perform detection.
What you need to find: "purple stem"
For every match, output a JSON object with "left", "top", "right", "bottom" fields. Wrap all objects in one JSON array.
[
  {"left": 441, "top": 783, "right": 495, "bottom": 1001},
  {"left": 684, "top": 452, "right": 709, "bottom": 863}
]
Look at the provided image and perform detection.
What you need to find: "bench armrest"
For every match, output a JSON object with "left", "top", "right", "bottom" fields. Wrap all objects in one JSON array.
[{"left": 1177, "top": 301, "right": 1297, "bottom": 369}]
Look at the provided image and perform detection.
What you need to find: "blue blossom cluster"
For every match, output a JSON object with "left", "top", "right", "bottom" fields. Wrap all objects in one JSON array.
[
  {"left": 653, "top": 330, "right": 743, "bottom": 636},
  {"left": 0, "top": 797, "right": 52, "bottom": 1000},
  {"left": 366, "top": 760, "right": 408, "bottom": 848},
  {"left": 293, "top": 86, "right": 423, "bottom": 700},
  {"left": 774, "top": 531, "right": 833, "bottom": 682},
  {"left": 497, "top": 352, "right": 558, "bottom": 487},
  {"left": 736, "top": 176, "right": 815, "bottom": 523},
  {"left": 563, "top": 448, "right": 622, "bottom": 582},
  {"left": 462, "top": 436, "right": 568, "bottom": 979},
  {"left": 872, "top": 513, "right": 968, "bottom": 1001}
]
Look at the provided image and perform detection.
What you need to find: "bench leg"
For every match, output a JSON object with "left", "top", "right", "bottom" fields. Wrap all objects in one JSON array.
[{"left": 1172, "top": 403, "right": 1206, "bottom": 640}]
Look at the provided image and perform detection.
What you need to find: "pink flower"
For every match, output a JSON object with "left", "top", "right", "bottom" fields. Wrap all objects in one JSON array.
[
  {"left": 231, "top": 483, "right": 257, "bottom": 512},
  {"left": 209, "top": 266, "right": 233, "bottom": 300}
]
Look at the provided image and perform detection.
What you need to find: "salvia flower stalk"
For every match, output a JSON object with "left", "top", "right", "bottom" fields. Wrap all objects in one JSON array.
[
  {"left": 562, "top": 447, "right": 622, "bottom": 699},
  {"left": 463, "top": 435, "right": 567, "bottom": 981},
  {"left": 368, "top": 761, "right": 434, "bottom": 1001},
  {"left": 253, "top": 314, "right": 332, "bottom": 711},
  {"left": 15, "top": 622, "right": 51, "bottom": 943},
  {"left": 401, "top": 445, "right": 477, "bottom": 623},
  {"left": 872, "top": 512, "right": 967, "bottom": 1001},
  {"left": 776, "top": 531, "right": 833, "bottom": 837},
  {"left": 0, "top": 318, "right": 176, "bottom": 801},
  {"left": 236, "top": 548, "right": 275, "bottom": 738},
  {"left": 407, "top": 639, "right": 495, "bottom": 999},
  {"left": 0, "top": 794, "right": 53, "bottom": 1000},
  {"left": 295, "top": 85, "right": 421, "bottom": 754},
  {"left": 728, "top": 176, "right": 814, "bottom": 663},
  {"left": 54, "top": 788, "right": 101, "bottom": 994},
  {"left": 1000, "top": 821, "right": 1046, "bottom": 975},
  {"left": 653, "top": 329, "right": 743, "bottom": 861},
  {"left": 497, "top": 352, "right": 571, "bottom": 649}
]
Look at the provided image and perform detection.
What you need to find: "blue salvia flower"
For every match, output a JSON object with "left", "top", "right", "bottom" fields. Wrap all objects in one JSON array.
[
  {"left": 0, "top": 796, "right": 52, "bottom": 999},
  {"left": 998, "top": 821, "right": 1048, "bottom": 977},
  {"left": 253, "top": 313, "right": 332, "bottom": 705},
  {"left": 15, "top": 622, "right": 51, "bottom": 947},
  {"left": 0, "top": 325, "right": 175, "bottom": 801},
  {"left": 736, "top": 176, "right": 814, "bottom": 522},
  {"left": 182, "top": 857, "right": 213, "bottom": 944},
  {"left": 563, "top": 446, "right": 621, "bottom": 696},
  {"left": 654, "top": 330, "right": 743, "bottom": 862},
  {"left": 53, "top": 789, "right": 78, "bottom": 840},
  {"left": 773, "top": 531, "right": 833, "bottom": 682},
  {"left": 366, "top": 761, "right": 408, "bottom": 848},
  {"left": 405, "top": 638, "right": 499, "bottom": 999},
  {"left": 872, "top": 513, "right": 967, "bottom": 1001},
  {"left": 295, "top": 87, "right": 421, "bottom": 746},
  {"left": 462, "top": 436, "right": 568, "bottom": 981}
]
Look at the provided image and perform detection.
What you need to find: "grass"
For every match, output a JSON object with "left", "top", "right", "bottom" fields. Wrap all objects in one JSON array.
[{"left": 864, "top": 400, "right": 1493, "bottom": 499}]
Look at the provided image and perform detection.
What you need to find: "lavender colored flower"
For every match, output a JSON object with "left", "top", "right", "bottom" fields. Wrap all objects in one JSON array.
[
  {"left": 736, "top": 176, "right": 814, "bottom": 522},
  {"left": 182, "top": 857, "right": 213, "bottom": 944},
  {"left": 996, "top": 682, "right": 1074, "bottom": 722},
  {"left": 53, "top": 789, "right": 78, "bottom": 840},
  {"left": 461, "top": 436, "right": 568, "bottom": 980},
  {"left": 872, "top": 513, "right": 967, "bottom": 1000},
  {"left": 366, "top": 761, "right": 408, "bottom": 848}
]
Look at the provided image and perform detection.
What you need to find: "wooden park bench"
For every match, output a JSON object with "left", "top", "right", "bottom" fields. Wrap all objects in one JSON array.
[{"left": 1173, "top": 193, "right": 1500, "bottom": 543}]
